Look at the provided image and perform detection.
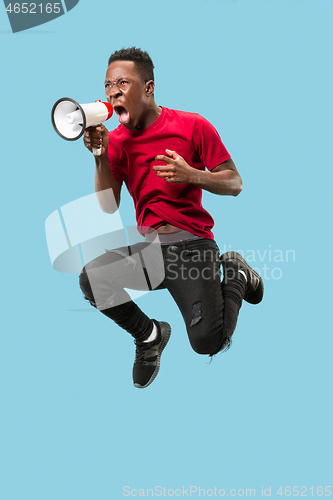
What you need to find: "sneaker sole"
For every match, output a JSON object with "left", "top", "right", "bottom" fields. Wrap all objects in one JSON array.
[
  {"left": 133, "top": 322, "right": 171, "bottom": 389},
  {"left": 221, "top": 252, "right": 264, "bottom": 305}
]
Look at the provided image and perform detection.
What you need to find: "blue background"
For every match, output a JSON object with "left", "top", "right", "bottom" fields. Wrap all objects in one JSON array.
[{"left": 0, "top": 1, "right": 332, "bottom": 499}]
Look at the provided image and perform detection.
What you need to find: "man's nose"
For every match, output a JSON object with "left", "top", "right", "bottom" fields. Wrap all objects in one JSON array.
[{"left": 107, "top": 85, "right": 122, "bottom": 99}]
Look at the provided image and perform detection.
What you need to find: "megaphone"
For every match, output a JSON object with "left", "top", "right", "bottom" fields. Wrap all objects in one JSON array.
[{"left": 51, "top": 98, "right": 113, "bottom": 156}]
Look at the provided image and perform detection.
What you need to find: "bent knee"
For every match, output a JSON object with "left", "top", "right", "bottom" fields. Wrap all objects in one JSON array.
[
  {"left": 79, "top": 268, "right": 94, "bottom": 302},
  {"left": 188, "top": 331, "right": 222, "bottom": 355}
]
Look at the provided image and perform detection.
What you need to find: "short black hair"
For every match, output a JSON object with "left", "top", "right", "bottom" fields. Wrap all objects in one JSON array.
[{"left": 108, "top": 47, "right": 154, "bottom": 83}]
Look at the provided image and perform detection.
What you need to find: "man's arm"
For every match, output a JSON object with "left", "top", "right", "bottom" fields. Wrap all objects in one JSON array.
[
  {"left": 153, "top": 150, "right": 242, "bottom": 196},
  {"left": 192, "top": 158, "right": 242, "bottom": 196},
  {"left": 84, "top": 125, "right": 122, "bottom": 213}
]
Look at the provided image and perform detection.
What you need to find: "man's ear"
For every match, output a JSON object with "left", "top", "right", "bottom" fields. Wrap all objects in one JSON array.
[{"left": 146, "top": 80, "right": 155, "bottom": 96}]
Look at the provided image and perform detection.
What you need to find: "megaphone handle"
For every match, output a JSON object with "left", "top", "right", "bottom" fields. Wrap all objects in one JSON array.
[
  {"left": 92, "top": 147, "right": 102, "bottom": 156},
  {"left": 92, "top": 122, "right": 103, "bottom": 156}
]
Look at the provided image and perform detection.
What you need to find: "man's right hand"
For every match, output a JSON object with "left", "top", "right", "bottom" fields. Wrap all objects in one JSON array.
[{"left": 83, "top": 125, "right": 109, "bottom": 156}]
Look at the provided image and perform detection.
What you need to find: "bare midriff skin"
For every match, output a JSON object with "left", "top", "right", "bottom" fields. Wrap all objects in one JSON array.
[{"left": 156, "top": 223, "right": 183, "bottom": 234}]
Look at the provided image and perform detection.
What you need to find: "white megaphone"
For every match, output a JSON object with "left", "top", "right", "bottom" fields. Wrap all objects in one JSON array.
[{"left": 51, "top": 97, "right": 113, "bottom": 156}]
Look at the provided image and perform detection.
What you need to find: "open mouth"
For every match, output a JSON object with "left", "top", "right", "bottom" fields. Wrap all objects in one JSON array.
[{"left": 114, "top": 105, "right": 130, "bottom": 125}]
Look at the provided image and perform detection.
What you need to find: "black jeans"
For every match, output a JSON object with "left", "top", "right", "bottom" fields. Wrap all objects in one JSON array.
[{"left": 79, "top": 235, "right": 245, "bottom": 356}]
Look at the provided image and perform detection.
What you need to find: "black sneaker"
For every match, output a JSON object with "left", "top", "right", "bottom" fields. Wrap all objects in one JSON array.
[
  {"left": 220, "top": 252, "right": 264, "bottom": 304},
  {"left": 133, "top": 321, "right": 171, "bottom": 389}
]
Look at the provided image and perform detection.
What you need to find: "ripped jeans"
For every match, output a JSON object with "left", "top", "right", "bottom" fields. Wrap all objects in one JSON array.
[{"left": 79, "top": 233, "right": 244, "bottom": 355}]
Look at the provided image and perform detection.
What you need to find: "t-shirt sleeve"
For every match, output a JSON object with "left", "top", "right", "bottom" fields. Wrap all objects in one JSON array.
[
  {"left": 193, "top": 115, "right": 231, "bottom": 170},
  {"left": 108, "top": 160, "right": 124, "bottom": 184},
  {"left": 107, "top": 139, "right": 124, "bottom": 185}
]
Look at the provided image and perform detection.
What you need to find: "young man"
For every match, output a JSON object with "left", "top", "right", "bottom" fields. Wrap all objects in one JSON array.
[{"left": 79, "top": 47, "right": 263, "bottom": 389}]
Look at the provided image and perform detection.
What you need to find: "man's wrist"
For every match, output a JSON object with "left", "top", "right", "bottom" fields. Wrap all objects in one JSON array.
[
  {"left": 95, "top": 151, "right": 109, "bottom": 167},
  {"left": 189, "top": 168, "right": 207, "bottom": 187}
]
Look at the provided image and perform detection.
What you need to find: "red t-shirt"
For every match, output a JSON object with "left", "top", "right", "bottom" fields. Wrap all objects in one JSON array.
[{"left": 107, "top": 107, "right": 231, "bottom": 239}]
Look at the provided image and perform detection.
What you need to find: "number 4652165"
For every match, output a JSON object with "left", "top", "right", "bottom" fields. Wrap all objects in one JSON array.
[
  {"left": 6, "top": 3, "right": 61, "bottom": 14},
  {"left": 277, "top": 486, "right": 331, "bottom": 496}
]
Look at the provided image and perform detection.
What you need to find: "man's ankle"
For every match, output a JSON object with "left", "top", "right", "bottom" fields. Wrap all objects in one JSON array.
[{"left": 143, "top": 322, "right": 159, "bottom": 343}]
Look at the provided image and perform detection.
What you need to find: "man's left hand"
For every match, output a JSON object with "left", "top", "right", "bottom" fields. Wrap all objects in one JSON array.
[{"left": 153, "top": 150, "right": 196, "bottom": 184}]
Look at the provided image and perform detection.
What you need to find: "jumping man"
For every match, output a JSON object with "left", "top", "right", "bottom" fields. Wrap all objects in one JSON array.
[{"left": 79, "top": 47, "right": 264, "bottom": 389}]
